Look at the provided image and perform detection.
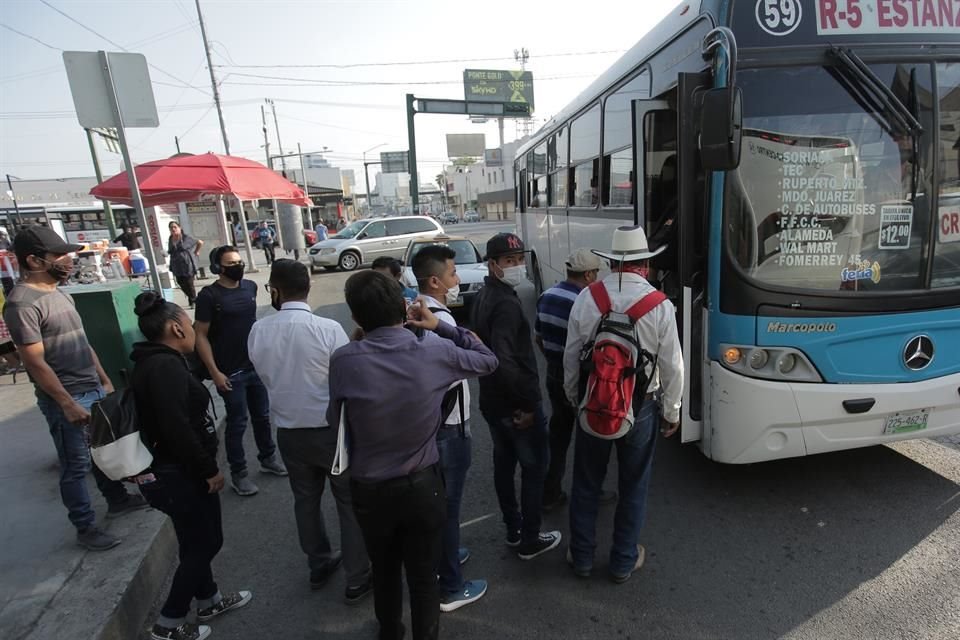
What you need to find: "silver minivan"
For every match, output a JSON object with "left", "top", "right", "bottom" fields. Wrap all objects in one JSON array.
[{"left": 307, "top": 215, "right": 444, "bottom": 272}]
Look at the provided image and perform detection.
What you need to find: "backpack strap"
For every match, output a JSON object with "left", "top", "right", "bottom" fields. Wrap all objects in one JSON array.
[
  {"left": 588, "top": 281, "right": 613, "bottom": 315},
  {"left": 625, "top": 290, "right": 667, "bottom": 322}
]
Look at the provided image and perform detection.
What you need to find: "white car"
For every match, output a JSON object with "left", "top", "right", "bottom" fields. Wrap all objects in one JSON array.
[
  {"left": 307, "top": 215, "right": 443, "bottom": 273},
  {"left": 400, "top": 235, "right": 487, "bottom": 317}
]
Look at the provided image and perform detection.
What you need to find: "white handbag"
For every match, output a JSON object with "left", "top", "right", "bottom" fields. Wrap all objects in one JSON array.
[
  {"left": 331, "top": 403, "right": 350, "bottom": 476},
  {"left": 91, "top": 431, "right": 154, "bottom": 481}
]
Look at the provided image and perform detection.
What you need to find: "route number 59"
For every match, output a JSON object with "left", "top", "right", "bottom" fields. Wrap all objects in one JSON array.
[{"left": 756, "top": 0, "right": 802, "bottom": 36}]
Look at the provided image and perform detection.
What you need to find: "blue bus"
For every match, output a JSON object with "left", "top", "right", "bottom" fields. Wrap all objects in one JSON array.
[{"left": 514, "top": 0, "right": 960, "bottom": 463}]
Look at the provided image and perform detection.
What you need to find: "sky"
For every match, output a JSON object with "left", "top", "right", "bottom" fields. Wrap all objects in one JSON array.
[{"left": 0, "top": 0, "right": 680, "bottom": 192}]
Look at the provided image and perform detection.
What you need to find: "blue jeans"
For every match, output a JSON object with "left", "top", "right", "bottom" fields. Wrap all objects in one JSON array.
[
  {"left": 569, "top": 399, "right": 658, "bottom": 575},
  {"left": 482, "top": 407, "right": 549, "bottom": 544},
  {"left": 436, "top": 421, "right": 471, "bottom": 594},
  {"left": 218, "top": 369, "right": 276, "bottom": 476},
  {"left": 36, "top": 387, "right": 129, "bottom": 531}
]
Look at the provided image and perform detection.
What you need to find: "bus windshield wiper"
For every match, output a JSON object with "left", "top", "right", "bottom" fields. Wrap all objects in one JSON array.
[{"left": 828, "top": 47, "right": 924, "bottom": 140}]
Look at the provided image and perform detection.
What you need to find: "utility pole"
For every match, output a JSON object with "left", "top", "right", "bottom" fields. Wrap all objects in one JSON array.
[
  {"left": 195, "top": 0, "right": 230, "bottom": 155},
  {"left": 84, "top": 129, "right": 118, "bottom": 239},
  {"left": 260, "top": 105, "right": 271, "bottom": 168},
  {"left": 5, "top": 174, "right": 22, "bottom": 229},
  {"left": 406, "top": 94, "right": 419, "bottom": 213},
  {"left": 267, "top": 99, "right": 286, "bottom": 172},
  {"left": 514, "top": 47, "right": 533, "bottom": 139}
]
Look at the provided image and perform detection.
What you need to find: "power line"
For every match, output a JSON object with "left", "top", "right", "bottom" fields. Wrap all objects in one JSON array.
[
  {"left": 38, "top": 0, "right": 211, "bottom": 96},
  {"left": 0, "top": 22, "right": 62, "bottom": 50},
  {"left": 222, "top": 71, "right": 592, "bottom": 87},
  {"left": 0, "top": 98, "right": 262, "bottom": 120},
  {"left": 212, "top": 49, "right": 626, "bottom": 69}
]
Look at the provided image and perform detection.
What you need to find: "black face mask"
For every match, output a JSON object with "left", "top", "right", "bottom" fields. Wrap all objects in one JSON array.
[
  {"left": 36, "top": 257, "right": 73, "bottom": 282},
  {"left": 222, "top": 264, "right": 245, "bottom": 282}
]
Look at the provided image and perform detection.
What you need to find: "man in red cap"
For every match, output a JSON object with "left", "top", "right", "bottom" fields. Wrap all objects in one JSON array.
[{"left": 471, "top": 232, "right": 561, "bottom": 561}]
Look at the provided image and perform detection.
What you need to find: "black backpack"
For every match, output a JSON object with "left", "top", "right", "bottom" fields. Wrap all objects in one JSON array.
[{"left": 89, "top": 388, "right": 154, "bottom": 479}]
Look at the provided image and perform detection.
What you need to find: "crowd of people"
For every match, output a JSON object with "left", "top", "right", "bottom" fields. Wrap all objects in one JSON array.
[{"left": 2, "top": 223, "right": 684, "bottom": 640}]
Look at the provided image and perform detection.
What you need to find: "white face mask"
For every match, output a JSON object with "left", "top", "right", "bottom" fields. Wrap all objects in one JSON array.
[
  {"left": 443, "top": 283, "right": 460, "bottom": 306},
  {"left": 498, "top": 264, "right": 526, "bottom": 288}
]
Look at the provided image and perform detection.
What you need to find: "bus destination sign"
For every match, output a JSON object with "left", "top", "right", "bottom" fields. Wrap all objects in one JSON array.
[
  {"left": 463, "top": 69, "right": 535, "bottom": 113},
  {"left": 816, "top": 0, "right": 960, "bottom": 35}
]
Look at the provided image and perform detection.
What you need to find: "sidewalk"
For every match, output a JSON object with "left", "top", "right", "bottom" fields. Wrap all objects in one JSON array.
[{"left": 0, "top": 363, "right": 225, "bottom": 640}]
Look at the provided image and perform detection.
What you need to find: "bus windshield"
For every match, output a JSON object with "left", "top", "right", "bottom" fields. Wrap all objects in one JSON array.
[{"left": 726, "top": 61, "right": 960, "bottom": 292}]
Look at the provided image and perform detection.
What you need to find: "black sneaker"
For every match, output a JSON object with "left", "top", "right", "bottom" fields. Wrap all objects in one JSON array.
[
  {"left": 106, "top": 493, "right": 150, "bottom": 519},
  {"left": 310, "top": 552, "right": 343, "bottom": 590},
  {"left": 517, "top": 531, "right": 562, "bottom": 560},
  {"left": 505, "top": 529, "right": 521, "bottom": 548},
  {"left": 77, "top": 526, "right": 121, "bottom": 551},
  {"left": 196, "top": 590, "right": 252, "bottom": 622},
  {"left": 151, "top": 623, "right": 211, "bottom": 640},
  {"left": 344, "top": 577, "right": 373, "bottom": 605}
]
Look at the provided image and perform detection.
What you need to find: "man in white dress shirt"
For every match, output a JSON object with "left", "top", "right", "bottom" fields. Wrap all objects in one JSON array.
[
  {"left": 248, "top": 259, "right": 372, "bottom": 603},
  {"left": 562, "top": 226, "right": 684, "bottom": 584}
]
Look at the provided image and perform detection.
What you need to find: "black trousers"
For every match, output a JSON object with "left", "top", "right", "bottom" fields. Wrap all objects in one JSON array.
[
  {"left": 175, "top": 274, "right": 197, "bottom": 305},
  {"left": 262, "top": 243, "right": 275, "bottom": 264},
  {"left": 544, "top": 363, "right": 576, "bottom": 504},
  {"left": 351, "top": 465, "right": 446, "bottom": 640},
  {"left": 139, "top": 466, "right": 223, "bottom": 620}
]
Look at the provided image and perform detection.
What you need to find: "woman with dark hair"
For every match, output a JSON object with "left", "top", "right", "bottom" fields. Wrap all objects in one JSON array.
[
  {"left": 167, "top": 222, "right": 203, "bottom": 308},
  {"left": 129, "top": 291, "right": 250, "bottom": 640}
]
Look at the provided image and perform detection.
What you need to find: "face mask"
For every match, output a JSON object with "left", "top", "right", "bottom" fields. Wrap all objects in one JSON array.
[
  {"left": 35, "top": 257, "right": 73, "bottom": 282},
  {"left": 222, "top": 264, "right": 245, "bottom": 282},
  {"left": 443, "top": 283, "right": 460, "bottom": 306},
  {"left": 497, "top": 264, "right": 525, "bottom": 288}
]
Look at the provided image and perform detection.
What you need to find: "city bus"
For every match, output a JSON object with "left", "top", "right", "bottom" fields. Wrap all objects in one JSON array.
[{"left": 514, "top": 0, "right": 960, "bottom": 463}]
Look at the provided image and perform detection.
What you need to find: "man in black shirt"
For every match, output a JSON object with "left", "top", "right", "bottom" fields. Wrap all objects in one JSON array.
[
  {"left": 195, "top": 245, "right": 286, "bottom": 496},
  {"left": 471, "top": 233, "right": 560, "bottom": 561},
  {"left": 113, "top": 225, "right": 141, "bottom": 251}
]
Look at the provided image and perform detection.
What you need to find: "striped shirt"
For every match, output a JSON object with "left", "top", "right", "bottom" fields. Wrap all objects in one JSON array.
[{"left": 535, "top": 280, "right": 584, "bottom": 366}]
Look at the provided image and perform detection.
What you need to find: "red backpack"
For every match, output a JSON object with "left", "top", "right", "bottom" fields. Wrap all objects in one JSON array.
[{"left": 576, "top": 282, "right": 666, "bottom": 439}]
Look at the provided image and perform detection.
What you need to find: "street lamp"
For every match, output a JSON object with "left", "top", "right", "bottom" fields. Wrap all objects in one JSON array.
[{"left": 363, "top": 143, "right": 388, "bottom": 214}]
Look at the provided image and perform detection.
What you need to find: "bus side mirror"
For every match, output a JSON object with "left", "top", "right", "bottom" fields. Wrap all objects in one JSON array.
[{"left": 700, "top": 87, "right": 742, "bottom": 171}]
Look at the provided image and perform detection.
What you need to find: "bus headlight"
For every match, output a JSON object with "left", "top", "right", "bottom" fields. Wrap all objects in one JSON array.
[
  {"left": 777, "top": 353, "right": 797, "bottom": 374},
  {"left": 723, "top": 347, "right": 742, "bottom": 365},
  {"left": 718, "top": 344, "right": 821, "bottom": 382},
  {"left": 749, "top": 349, "right": 769, "bottom": 370}
]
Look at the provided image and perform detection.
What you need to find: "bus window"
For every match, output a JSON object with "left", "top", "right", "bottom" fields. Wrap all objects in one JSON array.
[
  {"left": 530, "top": 143, "right": 548, "bottom": 208},
  {"left": 727, "top": 63, "right": 936, "bottom": 292},
  {"left": 548, "top": 128, "right": 569, "bottom": 207},
  {"left": 933, "top": 62, "right": 960, "bottom": 289},
  {"left": 602, "top": 149, "right": 633, "bottom": 207},
  {"left": 603, "top": 71, "right": 650, "bottom": 151},
  {"left": 642, "top": 110, "right": 678, "bottom": 227},
  {"left": 570, "top": 104, "right": 600, "bottom": 208}
]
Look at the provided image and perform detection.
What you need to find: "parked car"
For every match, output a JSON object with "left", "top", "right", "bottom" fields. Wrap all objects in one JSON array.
[
  {"left": 399, "top": 235, "right": 487, "bottom": 318},
  {"left": 439, "top": 212, "right": 459, "bottom": 225},
  {"left": 307, "top": 215, "right": 444, "bottom": 272},
  {"left": 464, "top": 210, "right": 480, "bottom": 222}
]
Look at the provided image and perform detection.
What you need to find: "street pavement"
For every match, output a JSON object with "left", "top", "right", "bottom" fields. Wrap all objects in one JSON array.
[{"left": 139, "top": 226, "right": 959, "bottom": 640}]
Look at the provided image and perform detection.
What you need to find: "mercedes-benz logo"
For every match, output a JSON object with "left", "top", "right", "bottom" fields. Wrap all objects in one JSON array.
[{"left": 903, "top": 335, "right": 934, "bottom": 370}]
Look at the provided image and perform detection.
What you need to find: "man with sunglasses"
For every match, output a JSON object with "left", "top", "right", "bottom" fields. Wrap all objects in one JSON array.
[
  {"left": 195, "top": 245, "right": 286, "bottom": 497},
  {"left": 3, "top": 226, "right": 147, "bottom": 551}
]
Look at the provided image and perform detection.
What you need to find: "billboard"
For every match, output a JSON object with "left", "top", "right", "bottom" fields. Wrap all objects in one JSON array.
[
  {"left": 446, "top": 134, "right": 486, "bottom": 159},
  {"left": 484, "top": 148, "right": 503, "bottom": 167},
  {"left": 463, "top": 69, "right": 534, "bottom": 112},
  {"left": 380, "top": 151, "right": 409, "bottom": 174}
]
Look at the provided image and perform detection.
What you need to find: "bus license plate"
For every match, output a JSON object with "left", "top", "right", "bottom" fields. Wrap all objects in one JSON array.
[{"left": 883, "top": 409, "right": 930, "bottom": 435}]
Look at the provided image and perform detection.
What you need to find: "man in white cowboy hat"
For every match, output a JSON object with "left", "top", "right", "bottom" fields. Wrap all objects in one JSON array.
[{"left": 561, "top": 225, "right": 684, "bottom": 583}]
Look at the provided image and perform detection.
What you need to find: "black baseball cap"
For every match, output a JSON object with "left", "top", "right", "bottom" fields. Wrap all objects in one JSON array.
[
  {"left": 13, "top": 225, "right": 83, "bottom": 257},
  {"left": 484, "top": 232, "right": 528, "bottom": 261}
]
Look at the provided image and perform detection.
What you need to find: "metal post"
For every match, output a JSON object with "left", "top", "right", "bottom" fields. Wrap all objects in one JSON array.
[
  {"left": 235, "top": 198, "right": 258, "bottom": 271},
  {"left": 98, "top": 51, "right": 162, "bottom": 292},
  {"left": 5, "top": 174, "right": 22, "bottom": 229},
  {"left": 175, "top": 136, "right": 181, "bottom": 154},
  {"left": 297, "top": 143, "right": 310, "bottom": 202},
  {"left": 195, "top": 0, "right": 230, "bottom": 155},
  {"left": 406, "top": 94, "right": 419, "bottom": 212},
  {"left": 498, "top": 117, "right": 505, "bottom": 147},
  {"left": 268, "top": 100, "right": 287, "bottom": 171},
  {"left": 84, "top": 128, "right": 118, "bottom": 239},
  {"left": 363, "top": 160, "right": 372, "bottom": 215},
  {"left": 260, "top": 105, "right": 271, "bottom": 167}
]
